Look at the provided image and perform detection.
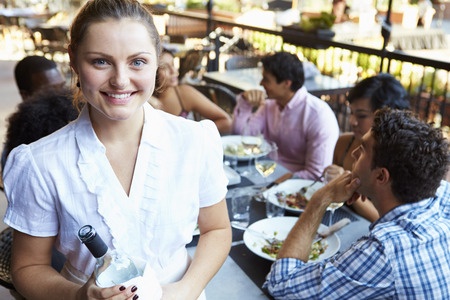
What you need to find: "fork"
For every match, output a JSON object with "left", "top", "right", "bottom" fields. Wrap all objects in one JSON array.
[
  {"left": 299, "top": 174, "right": 324, "bottom": 196},
  {"left": 232, "top": 223, "right": 278, "bottom": 243}
]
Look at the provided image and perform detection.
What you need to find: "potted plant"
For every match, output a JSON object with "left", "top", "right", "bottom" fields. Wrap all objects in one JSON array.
[{"left": 292, "top": 11, "right": 336, "bottom": 38}]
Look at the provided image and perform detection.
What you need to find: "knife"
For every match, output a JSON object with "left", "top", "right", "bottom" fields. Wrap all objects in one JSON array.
[
  {"left": 262, "top": 172, "right": 293, "bottom": 191},
  {"left": 313, "top": 218, "right": 351, "bottom": 243}
]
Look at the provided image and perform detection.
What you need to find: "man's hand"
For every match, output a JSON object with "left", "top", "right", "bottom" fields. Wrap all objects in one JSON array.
[
  {"left": 311, "top": 171, "right": 360, "bottom": 204},
  {"left": 278, "top": 171, "right": 361, "bottom": 261},
  {"left": 242, "top": 89, "right": 266, "bottom": 108}
]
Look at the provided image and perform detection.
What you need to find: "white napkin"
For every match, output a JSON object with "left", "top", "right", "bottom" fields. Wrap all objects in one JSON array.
[
  {"left": 119, "top": 257, "right": 163, "bottom": 300},
  {"left": 319, "top": 218, "right": 351, "bottom": 237}
]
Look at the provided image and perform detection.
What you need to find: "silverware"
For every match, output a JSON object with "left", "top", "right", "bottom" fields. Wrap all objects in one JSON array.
[
  {"left": 232, "top": 223, "right": 278, "bottom": 243},
  {"left": 313, "top": 218, "right": 350, "bottom": 243},
  {"left": 260, "top": 172, "right": 293, "bottom": 192},
  {"left": 299, "top": 174, "right": 324, "bottom": 196},
  {"left": 253, "top": 172, "right": 293, "bottom": 202}
]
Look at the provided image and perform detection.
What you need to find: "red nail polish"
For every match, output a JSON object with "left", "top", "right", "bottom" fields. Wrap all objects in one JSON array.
[
  {"left": 131, "top": 286, "right": 138, "bottom": 292},
  {"left": 119, "top": 286, "right": 126, "bottom": 291},
  {"left": 133, "top": 295, "right": 139, "bottom": 300}
]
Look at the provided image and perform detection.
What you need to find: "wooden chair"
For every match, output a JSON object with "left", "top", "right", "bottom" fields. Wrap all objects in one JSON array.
[
  {"left": 225, "top": 55, "right": 260, "bottom": 70},
  {"left": 190, "top": 83, "right": 237, "bottom": 118}
]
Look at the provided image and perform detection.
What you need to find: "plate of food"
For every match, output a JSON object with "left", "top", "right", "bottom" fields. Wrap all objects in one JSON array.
[
  {"left": 263, "top": 179, "right": 324, "bottom": 213},
  {"left": 243, "top": 217, "right": 340, "bottom": 262},
  {"left": 222, "top": 135, "right": 270, "bottom": 161}
]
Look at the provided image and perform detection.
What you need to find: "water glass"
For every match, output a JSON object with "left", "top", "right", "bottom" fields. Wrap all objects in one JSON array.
[
  {"left": 324, "top": 169, "right": 344, "bottom": 226},
  {"left": 266, "top": 198, "right": 285, "bottom": 218},
  {"left": 230, "top": 188, "right": 252, "bottom": 228},
  {"left": 240, "top": 122, "right": 262, "bottom": 176}
]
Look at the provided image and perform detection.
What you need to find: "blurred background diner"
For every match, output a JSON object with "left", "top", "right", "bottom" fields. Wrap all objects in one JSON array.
[
  {"left": 150, "top": 48, "right": 233, "bottom": 134},
  {"left": 0, "top": 0, "right": 450, "bottom": 299}
]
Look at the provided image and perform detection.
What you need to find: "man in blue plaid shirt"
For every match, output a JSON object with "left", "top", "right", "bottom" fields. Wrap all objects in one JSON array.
[{"left": 264, "top": 108, "right": 450, "bottom": 299}]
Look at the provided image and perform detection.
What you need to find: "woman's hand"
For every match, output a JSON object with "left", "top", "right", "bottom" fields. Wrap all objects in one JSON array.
[
  {"left": 77, "top": 275, "right": 139, "bottom": 300},
  {"left": 161, "top": 281, "right": 190, "bottom": 300}
]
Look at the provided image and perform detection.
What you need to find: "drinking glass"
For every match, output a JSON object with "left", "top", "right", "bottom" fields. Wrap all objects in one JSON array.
[
  {"left": 240, "top": 122, "right": 263, "bottom": 176},
  {"left": 324, "top": 168, "right": 344, "bottom": 226},
  {"left": 265, "top": 192, "right": 285, "bottom": 218},
  {"left": 253, "top": 142, "right": 278, "bottom": 202},
  {"left": 254, "top": 142, "right": 278, "bottom": 182},
  {"left": 230, "top": 187, "right": 253, "bottom": 229}
]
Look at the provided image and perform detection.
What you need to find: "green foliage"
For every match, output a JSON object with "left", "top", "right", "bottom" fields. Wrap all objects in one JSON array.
[
  {"left": 299, "top": 12, "right": 336, "bottom": 32},
  {"left": 186, "top": 0, "right": 205, "bottom": 9}
]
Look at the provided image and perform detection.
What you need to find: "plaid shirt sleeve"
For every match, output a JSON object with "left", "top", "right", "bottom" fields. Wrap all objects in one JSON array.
[{"left": 263, "top": 237, "right": 396, "bottom": 300}]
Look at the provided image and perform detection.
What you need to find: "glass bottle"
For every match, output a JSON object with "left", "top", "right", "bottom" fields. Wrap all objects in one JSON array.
[{"left": 78, "top": 225, "right": 140, "bottom": 287}]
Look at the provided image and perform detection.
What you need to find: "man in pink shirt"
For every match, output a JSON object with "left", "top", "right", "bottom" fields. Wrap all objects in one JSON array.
[{"left": 232, "top": 52, "right": 339, "bottom": 180}]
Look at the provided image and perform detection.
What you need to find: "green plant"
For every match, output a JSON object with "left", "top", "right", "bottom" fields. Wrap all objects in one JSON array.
[{"left": 299, "top": 12, "right": 336, "bottom": 32}]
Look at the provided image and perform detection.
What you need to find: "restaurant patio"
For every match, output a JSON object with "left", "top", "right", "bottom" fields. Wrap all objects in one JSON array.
[{"left": 1, "top": 0, "right": 450, "bottom": 299}]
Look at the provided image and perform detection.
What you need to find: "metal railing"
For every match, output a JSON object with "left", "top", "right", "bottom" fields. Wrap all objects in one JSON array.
[{"left": 150, "top": 6, "right": 450, "bottom": 130}]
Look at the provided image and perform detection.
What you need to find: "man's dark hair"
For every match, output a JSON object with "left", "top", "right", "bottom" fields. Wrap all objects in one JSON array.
[
  {"left": 371, "top": 108, "right": 449, "bottom": 203},
  {"left": 261, "top": 52, "right": 305, "bottom": 92},
  {"left": 2, "top": 86, "right": 79, "bottom": 168},
  {"left": 14, "top": 55, "right": 59, "bottom": 94},
  {"left": 348, "top": 73, "right": 410, "bottom": 111}
]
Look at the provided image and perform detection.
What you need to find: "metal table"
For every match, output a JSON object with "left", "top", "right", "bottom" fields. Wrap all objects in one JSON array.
[
  {"left": 188, "top": 163, "right": 371, "bottom": 299},
  {"left": 202, "top": 67, "right": 354, "bottom": 98}
]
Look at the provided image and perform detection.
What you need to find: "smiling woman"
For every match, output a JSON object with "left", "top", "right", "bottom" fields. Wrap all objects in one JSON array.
[{"left": 2, "top": 1, "right": 231, "bottom": 300}]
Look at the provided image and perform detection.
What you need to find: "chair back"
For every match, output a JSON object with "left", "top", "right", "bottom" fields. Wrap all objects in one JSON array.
[
  {"left": 225, "top": 55, "right": 260, "bottom": 70},
  {"left": 191, "top": 83, "right": 237, "bottom": 118},
  {"left": 0, "top": 227, "right": 14, "bottom": 290}
]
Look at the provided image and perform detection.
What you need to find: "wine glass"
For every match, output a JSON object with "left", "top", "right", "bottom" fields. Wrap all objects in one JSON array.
[
  {"left": 240, "top": 122, "right": 263, "bottom": 176},
  {"left": 253, "top": 142, "right": 278, "bottom": 202},
  {"left": 254, "top": 142, "right": 278, "bottom": 182},
  {"left": 324, "top": 168, "right": 344, "bottom": 226}
]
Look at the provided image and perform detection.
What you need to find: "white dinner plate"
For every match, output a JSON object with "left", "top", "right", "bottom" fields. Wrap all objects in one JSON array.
[
  {"left": 263, "top": 179, "right": 324, "bottom": 213},
  {"left": 221, "top": 135, "right": 269, "bottom": 161},
  {"left": 243, "top": 217, "right": 340, "bottom": 262}
]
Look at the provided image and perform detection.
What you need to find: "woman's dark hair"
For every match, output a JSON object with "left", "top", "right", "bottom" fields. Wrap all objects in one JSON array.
[
  {"left": 153, "top": 48, "right": 174, "bottom": 98},
  {"left": 261, "top": 52, "right": 305, "bottom": 92},
  {"left": 348, "top": 73, "right": 410, "bottom": 111},
  {"left": 2, "top": 86, "right": 79, "bottom": 169},
  {"left": 371, "top": 108, "right": 449, "bottom": 203}
]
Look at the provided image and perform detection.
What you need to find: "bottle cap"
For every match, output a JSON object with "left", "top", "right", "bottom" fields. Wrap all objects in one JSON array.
[{"left": 78, "top": 225, "right": 108, "bottom": 258}]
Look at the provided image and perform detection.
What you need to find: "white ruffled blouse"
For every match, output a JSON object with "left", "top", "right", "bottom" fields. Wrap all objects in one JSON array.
[{"left": 3, "top": 103, "right": 228, "bottom": 284}]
